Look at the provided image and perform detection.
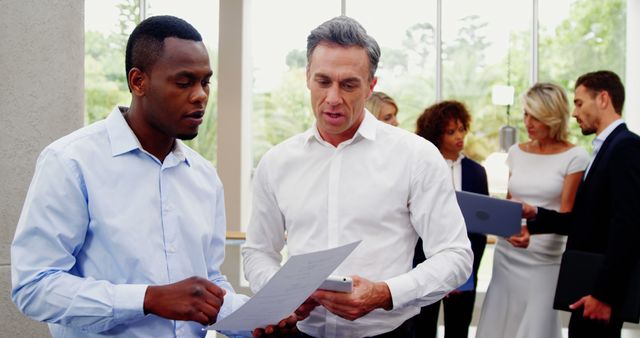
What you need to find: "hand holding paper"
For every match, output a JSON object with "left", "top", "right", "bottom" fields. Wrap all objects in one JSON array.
[
  {"left": 208, "top": 241, "right": 360, "bottom": 332},
  {"left": 144, "top": 276, "right": 225, "bottom": 326},
  {"left": 251, "top": 298, "right": 318, "bottom": 337}
]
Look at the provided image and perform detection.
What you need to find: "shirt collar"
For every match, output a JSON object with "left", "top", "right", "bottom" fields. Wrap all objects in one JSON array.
[
  {"left": 592, "top": 118, "right": 624, "bottom": 153},
  {"left": 304, "top": 109, "right": 378, "bottom": 147},
  {"left": 106, "top": 106, "right": 141, "bottom": 156},
  {"left": 445, "top": 153, "right": 465, "bottom": 166},
  {"left": 106, "top": 106, "right": 190, "bottom": 166}
]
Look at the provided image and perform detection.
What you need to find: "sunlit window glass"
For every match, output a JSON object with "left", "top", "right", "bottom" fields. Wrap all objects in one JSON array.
[
  {"left": 85, "top": 0, "right": 138, "bottom": 125},
  {"left": 347, "top": 0, "right": 437, "bottom": 131},
  {"left": 251, "top": 0, "right": 341, "bottom": 167},
  {"left": 147, "top": 0, "right": 220, "bottom": 163},
  {"left": 539, "top": 0, "right": 626, "bottom": 150},
  {"left": 442, "top": 0, "right": 531, "bottom": 161}
]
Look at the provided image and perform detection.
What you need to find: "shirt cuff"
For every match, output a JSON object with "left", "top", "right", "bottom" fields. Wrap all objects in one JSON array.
[
  {"left": 113, "top": 284, "right": 148, "bottom": 322},
  {"left": 215, "top": 293, "right": 251, "bottom": 338},
  {"left": 218, "top": 292, "right": 250, "bottom": 320},
  {"left": 384, "top": 273, "right": 417, "bottom": 309}
]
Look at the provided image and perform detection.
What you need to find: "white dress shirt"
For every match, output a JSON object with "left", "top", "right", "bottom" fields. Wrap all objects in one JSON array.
[
  {"left": 242, "top": 111, "right": 472, "bottom": 338},
  {"left": 445, "top": 153, "right": 464, "bottom": 191},
  {"left": 11, "top": 107, "right": 249, "bottom": 338}
]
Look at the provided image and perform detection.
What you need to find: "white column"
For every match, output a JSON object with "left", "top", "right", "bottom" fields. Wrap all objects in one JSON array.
[
  {"left": 626, "top": 0, "right": 640, "bottom": 133},
  {"left": 0, "top": 1, "right": 84, "bottom": 336},
  {"left": 217, "top": 0, "right": 252, "bottom": 233},
  {"left": 531, "top": 0, "right": 539, "bottom": 85}
]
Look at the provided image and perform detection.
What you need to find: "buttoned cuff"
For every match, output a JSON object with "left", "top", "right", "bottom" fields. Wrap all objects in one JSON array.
[
  {"left": 218, "top": 292, "right": 250, "bottom": 320},
  {"left": 113, "top": 284, "right": 148, "bottom": 322},
  {"left": 384, "top": 273, "right": 417, "bottom": 309}
]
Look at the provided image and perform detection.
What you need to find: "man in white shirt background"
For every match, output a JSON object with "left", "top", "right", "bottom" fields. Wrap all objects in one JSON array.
[{"left": 242, "top": 16, "right": 472, "bottom": 338}]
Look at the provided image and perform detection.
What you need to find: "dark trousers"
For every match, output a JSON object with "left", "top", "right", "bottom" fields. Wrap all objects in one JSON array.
[
  {"left": 413, "top": 291, "right": 475, "bottom": 338},
  {"left": 412, "top": 233, "right": 485, "bottom": 338},
  {"left": 568, "top": 313, "right": 623, "bottom": 338},
  {"left": 296, "top": 318, "right": 414, "bottom": 338}
]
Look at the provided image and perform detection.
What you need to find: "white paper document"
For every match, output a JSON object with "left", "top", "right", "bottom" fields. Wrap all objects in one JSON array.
[{"left": 208, "top": 241, "right": 361, "bottom": 331}]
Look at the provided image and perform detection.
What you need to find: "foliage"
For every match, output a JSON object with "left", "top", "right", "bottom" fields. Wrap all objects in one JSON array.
[
  {"left": 86, "top": 0, "right": 626, "bottom": 166},
  {"left": 85, "top": 31, "right": 130, "bottom": 123},
  {"left": 85, "top": 0, "right": 219, "bottom": 163},
  {"left": 183, "top": 52, "right": 219, "bottom": 164},
  {"left": 252, "top": 68, "right": 313, "bottom": 165},
  {"left": 85, "top": 1, "right": 140, "bottom": 124},
  {"left": 538, "top": 0, "right": 626, "bottom": 151},
  {"left": 285, "top": 49, "right": 307, "bottom": 69},
  {"left": 115, "top": 0, "right": 142, "bottom": 51}
]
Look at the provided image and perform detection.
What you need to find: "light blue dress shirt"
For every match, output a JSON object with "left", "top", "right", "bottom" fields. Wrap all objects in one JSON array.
[{"left": 11, "top": 107, "right": 249, "bottom": 337}]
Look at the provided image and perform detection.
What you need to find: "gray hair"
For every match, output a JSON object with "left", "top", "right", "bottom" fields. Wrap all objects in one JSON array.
[{"left": 306, "top": 16, "right": 381, "bottom": 80}]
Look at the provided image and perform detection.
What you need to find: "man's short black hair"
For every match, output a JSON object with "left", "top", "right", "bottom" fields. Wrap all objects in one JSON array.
[{"left": 125, "top": 15, "right": 202, "bottom": 89}]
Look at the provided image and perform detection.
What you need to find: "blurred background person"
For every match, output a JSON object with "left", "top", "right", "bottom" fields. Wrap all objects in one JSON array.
[
  {"left": 413, "top": 100, "right": 489, "bottom": 338},
  {"left": 475, "top": 83, "right": 589, "bottom": 338},
  {"left": 366, "top": 91, "right": 399, "bottom": 126}
]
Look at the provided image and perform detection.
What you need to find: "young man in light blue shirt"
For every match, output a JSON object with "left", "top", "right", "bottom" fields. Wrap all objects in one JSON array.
[{"left": 11, "top": 15, "right": 254, "bottom": 338}]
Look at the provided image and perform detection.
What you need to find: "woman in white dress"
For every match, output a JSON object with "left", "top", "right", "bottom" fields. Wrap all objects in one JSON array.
[{"left": 475, "top": 83, "right": 590, "bottom": 338}]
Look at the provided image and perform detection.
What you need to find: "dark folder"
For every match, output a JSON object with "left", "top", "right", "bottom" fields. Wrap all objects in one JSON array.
[
  {"left": 553, "top": 250, "right": 640, "bottom": 323},
  {"left": 455, "top": 191, "right": 522, "bottom": 237}
]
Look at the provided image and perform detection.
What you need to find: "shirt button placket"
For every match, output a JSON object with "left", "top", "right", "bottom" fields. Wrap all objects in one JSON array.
[
  {"left": 326, "top": 148, "right": 341, "bottom": 338},
  {"left": 327, "top": 149, "right": 341, "bottom": 249},
  {"left": 160, "top": 166, "right": 178, "bottom": 282}
]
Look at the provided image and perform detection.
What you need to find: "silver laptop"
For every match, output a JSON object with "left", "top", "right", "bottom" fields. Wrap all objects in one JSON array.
[{"left": 455, "top": 191, "right": 522, "bottom": 237}]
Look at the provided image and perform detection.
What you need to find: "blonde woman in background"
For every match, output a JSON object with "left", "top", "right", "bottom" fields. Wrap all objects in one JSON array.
[
  {"left": 476, "top": 83, "right": 589, "bottom": 338},
  {"left": 366, "top": 91, "right": 399, "bottom": 126}
]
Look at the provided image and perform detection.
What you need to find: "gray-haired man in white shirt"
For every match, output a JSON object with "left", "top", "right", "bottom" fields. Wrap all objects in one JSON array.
[{"left": 242, "top": 16, "right": 472, "bottom": 338}]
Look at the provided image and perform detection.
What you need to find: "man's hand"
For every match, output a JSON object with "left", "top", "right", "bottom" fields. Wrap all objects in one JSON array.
[
  {"left": 521, "top": 201, "right": 537, "bottom": 220},
  {"left": 570, "top": 295, "right": 612, "bottom": 322},
  {"left": 507, "top": 225, "right": 530, "bottom": 248},
  {"left": 311, "top": 275, "right": 392, "bottom": 321},
  {"left": 252, "top": 298, "right": 319, "bottom": 337},
  {"left": 143, "top": 276, "right": 225, "bottom": 326},
  {"left": 252, "top": 314, "right": 298, "bottom": 338}
]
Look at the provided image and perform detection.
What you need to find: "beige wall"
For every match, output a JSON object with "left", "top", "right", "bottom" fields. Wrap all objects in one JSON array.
[{"left": 0, "top": 0, "right": 84, "bottom": 336}]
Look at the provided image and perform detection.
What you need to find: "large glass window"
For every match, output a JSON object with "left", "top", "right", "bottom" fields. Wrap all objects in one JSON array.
[
  {"left": 250, "top": 0, "right": 341, "bottom": 166},
  {"left": 539, "top": 0, "right": 626, "bottom": 150},
  {"left": 347, "top": 0, "right": 438, "bottom": 131},
  {"left": 84, "top": 0, "right": 219, "bottom": 162},
  {"left": 442, "top": 0, "right": 531, "bottom": 161},
  {"left": 147, "top": 0, "right": 220, "bottom": 162},
  {"left": 85, "top": 0, "right": 138, "bottom": 124}
]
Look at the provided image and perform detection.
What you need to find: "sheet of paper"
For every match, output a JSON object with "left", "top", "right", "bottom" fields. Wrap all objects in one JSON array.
[{"left": 208, "top": 241, "right": 361, "bottom": 331}]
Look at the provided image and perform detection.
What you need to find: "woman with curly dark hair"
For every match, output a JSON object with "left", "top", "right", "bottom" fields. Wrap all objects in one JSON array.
[{"left": 413, "top": 100, "right": 489, "bottom": 338}]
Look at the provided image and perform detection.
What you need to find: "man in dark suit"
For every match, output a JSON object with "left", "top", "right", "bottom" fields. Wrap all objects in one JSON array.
[{"left": 518, "top": 70, "right": 640, "bottom": 338}]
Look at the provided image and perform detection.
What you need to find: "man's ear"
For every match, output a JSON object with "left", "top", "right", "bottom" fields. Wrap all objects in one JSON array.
[
  {"left": 367, "top": 77, "right": 378, "bottom": 98},
  {"left": 596, "top": 90, "right": 612, "bottom": 111},
  {"left": 128, "top": 68, "right": 146, "bottom": 96}
]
